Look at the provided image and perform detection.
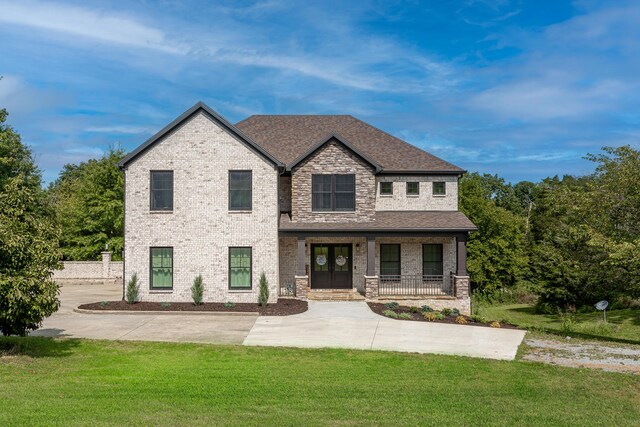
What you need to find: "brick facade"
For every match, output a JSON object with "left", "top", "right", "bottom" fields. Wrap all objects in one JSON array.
[
  {"left": 375, "top": 237, "right": 456, "bottom": 277},
  {"left": 375, "top": 175, "right": 458, "bottom": 211}
]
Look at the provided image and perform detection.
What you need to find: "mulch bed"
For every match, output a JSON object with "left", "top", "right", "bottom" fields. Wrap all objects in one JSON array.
[
  {"left": 78, "top": 298, "right": 307, "bottom": 316},
  {"left": 367, "top": 302, "right": 520, "bottom": 329}
]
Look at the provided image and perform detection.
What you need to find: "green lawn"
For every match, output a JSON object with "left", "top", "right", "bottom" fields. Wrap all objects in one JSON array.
[
  {"left": 478, "top": 304, "right": 640, "bottom": 344},
  {"left": 1, "top": 338, "right": 638, "bottom": 426}
]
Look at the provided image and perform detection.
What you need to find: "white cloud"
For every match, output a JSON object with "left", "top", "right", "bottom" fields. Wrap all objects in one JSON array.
[{"left": 85, "top": 125, "right": 151, "bottom": 134}]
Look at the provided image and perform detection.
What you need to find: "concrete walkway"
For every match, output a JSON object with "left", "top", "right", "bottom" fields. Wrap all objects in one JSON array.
[{"left": 243, "top": 301, "right": 526, "bottom": 360}]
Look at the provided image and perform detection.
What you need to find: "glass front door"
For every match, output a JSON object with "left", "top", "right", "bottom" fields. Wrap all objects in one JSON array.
[{"left": 311, "top": 244, "right": 352, "bottom": 289}]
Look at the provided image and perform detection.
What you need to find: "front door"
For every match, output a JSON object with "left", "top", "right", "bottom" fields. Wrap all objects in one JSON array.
[{"left": 311, "top": 244, "right": 352, "bottom": 289}]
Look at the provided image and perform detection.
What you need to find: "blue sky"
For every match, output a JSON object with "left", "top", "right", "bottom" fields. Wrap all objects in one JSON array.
[{"left": 1, "top": 0, "right": 639, "bottom": 184}]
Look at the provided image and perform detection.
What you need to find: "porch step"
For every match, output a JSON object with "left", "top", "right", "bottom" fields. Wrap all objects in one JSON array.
[{"left": 307, "top": 290, "right": 366, "bottom": 301}]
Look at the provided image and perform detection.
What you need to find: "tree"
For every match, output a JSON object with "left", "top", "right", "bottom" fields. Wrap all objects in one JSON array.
[
  {"left": 48, "top": 147, "right": 125, "bottom": 260},
  {"left": 0, "top": 108, "right": 61, "bottom": 336}
]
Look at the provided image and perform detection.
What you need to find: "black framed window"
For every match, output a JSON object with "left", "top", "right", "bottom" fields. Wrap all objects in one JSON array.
[
  {"left": 150, "top": 171, "right": 173, "bottom": 210},
  {"left": 433, "top": 181, "right": 446, "bottom": 196},
  {"left": 150, "top": 247, "right": 173, "bottom": 289},
  {"left": 423, "top": 244, "right": 443, "bottom": 276},
  {"left": 229, "top": 247, "right": 252, "bottom": 289},
  {"left": 380, "top": 181, "right": 393, "bottom": 195},
  {"left": 407, "top": 182, "right": 419, "bottom": 195},
  {"left": 380, "top": 244, "right": 401, "bottom": 276},
  {"left": 229, "top": 171, "right": 252, "bottom": 210},
  {"left": 312, "top": 174, "right": 355, "bottom": 211}
]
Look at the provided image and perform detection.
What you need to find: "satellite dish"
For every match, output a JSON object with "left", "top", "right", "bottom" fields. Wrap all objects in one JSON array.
[{"left": 595, "top": 300, "right": 608, "bottom": 310}]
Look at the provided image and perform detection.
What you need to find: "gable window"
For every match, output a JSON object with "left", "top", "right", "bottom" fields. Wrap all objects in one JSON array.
[
  {"left": 406, "top": 182, "right": 419, "bottom": 196},
  {"left": 423, "top": 244, "right": 443, "bottom": 276},
  {"left": 433, "top": 181, "right": 446, "bottom": 196},
  {"left": 229, "top": 171, "right": 252, "bottom": 210},
  {"left": 380, "top": 244, "right": 401, "bottom": 277},
  {"left": 150, "top": 171, "right": 173, "bottom": 211},
  {"left": 229, "top": 247, "right": 252, "bottom": 289},
  {"left": 150, "top": 247, "right": 173, "bottom": 289},
  {"left": 312, "top": 174, "right": 355, "bottom": 211},
  {"left": 380, "top": 182, "right": 393, "bottom": 195}
]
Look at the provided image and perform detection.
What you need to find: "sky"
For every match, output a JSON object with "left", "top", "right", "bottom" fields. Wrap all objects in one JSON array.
[{"left": 1, "top": 0, "right": 639, "bottom": 184}]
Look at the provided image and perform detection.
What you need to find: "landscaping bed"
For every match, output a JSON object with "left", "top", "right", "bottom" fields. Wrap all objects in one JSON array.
[
  {"left": 78, "top": 298, "right": 307, "bottom": 316},
  {"left": 367, "top": 302, "right": 519, "bottom": 329}
]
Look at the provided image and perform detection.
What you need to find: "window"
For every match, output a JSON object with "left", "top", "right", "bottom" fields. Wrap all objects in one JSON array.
[
  {"left": 150, "top": 247, "right": 173, "bottom": 289},
  {"left": 312, "top": 174, "right": 355, "bottom": 211},
  {"left": 229, "top": 247, "right": 252, "bottom": 289},
  {"left": 380, "top": 244, "right": 401, "bottom": 276},
  {"left": 380, "top": 181, "right": 393, "bottom": 195},
  {"left": 433, "top": 181, "right": 446, "bottom": 196},
  {"left": 406, "top": 182, "right": 419, "bottom": 195},
  {"left": 423, "top": 244, "right": 443, "bottom": 276},
  {"left": 150, "top": 171, "right": 173, "bottom": 210},
  {"left": 229, "top": 171, "right": 252, "bottom": 210}
]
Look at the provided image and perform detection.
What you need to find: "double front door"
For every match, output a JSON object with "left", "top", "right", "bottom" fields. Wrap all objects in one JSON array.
[{"left": 311, "top": 244, "right": 352, "bottom": 289}]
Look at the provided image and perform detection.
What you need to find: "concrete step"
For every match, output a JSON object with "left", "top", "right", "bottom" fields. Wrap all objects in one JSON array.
[{"left": 307, "top": 290, "right": 366, "bottom": 301}]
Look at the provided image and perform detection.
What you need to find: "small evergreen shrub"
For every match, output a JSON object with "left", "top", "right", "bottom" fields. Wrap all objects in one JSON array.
[
  {"left": 258, "top": 272, "right": 269, "bottom": 307},
  {"left": 451, "top": 308, "right": 460, "bottom": 317},
  {"left": 409, "top": 306, "right": 419, "bottom": 313},
  {"left": 398, "top": 313, "right": 413, "bottom": 320},
  {"left": 441, "top": 307, "right": 452, "bottom": 316},
  {"left": 424, "top": 312, "right": 437, "bottom": 321},
  {"left": 455, "top": 315, "right": 468, "bottom": 324},
  {"left": 384, "top": 302, "right": 400, "bottom": 310},
  {"left": 383, "top": 310, "right": 399, "bottom": 318},
  {"left": 99, "top": 301, "right": 109, "bottom": 308},
  {"left": 160, "top": 302, "right": 171, "bottom": 309},
  {"left": 434, "top": 312, "right": 444, "bottom": 320},
  {"left": 224, "top": 301, "right": 236, "bottom": 308},
  {"left": 420, "top": 305, "right": 433, "bottom": 313},
  {"left": 125, "top": 273, "right": 139, "bottom": 304},
  {"left": 191, "top": 275, "right": 204, "bottom": 305}
]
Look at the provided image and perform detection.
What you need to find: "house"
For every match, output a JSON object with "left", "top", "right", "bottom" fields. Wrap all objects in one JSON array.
[{"left": 118, "top": 102, "right": 477, "bottom": 314}]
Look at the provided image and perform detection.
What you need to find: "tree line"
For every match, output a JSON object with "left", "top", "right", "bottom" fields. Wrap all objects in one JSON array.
[{"left": 1, "top": 107, "right": 638, "bottom": 334}]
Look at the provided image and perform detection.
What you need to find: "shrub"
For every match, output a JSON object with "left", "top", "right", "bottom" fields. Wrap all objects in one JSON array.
[
  {"left": 125, "top": 273, "right": 139, "bottom": 304},
  {"left": 385, "top": 302, "right": 400, "bottom": 310},
  {"left": 99, "top": 301, "right": 109, "bottom": 308},
  {"left": 160, "top": 302, "right": 171, "bottom": 309},
  {"left": 258, "top": 272, "right": 269, "bottom": 307},
  {"left": 191, "top": 275, "right": 204, "bottom": 305},
  {"left": 420, "top": 305, "right": 433, "bottom": 313},
  {"left": 451, "top": 308, "right": 460, "bottom": 317},
  {"left": 224, "top": 301, "right": 236, "bottom": 308},
  {"left": 409, "top": 306, "right": 419, "bottom": 313},
  {"left": 398, "top": 313, "right": 413, "bottom": 320},
  {"left": 383, "top": 309, "right": 399, "bottom": 318},
  {"left": 435, "top": 312, "right": 444, "bottom": 320},
  {"left": 490, "top": 321, "right": 501, "bottom": 328},
  {"left": 455, "top": 315, "right": 468, "bottom": 324},
  {"left": 441, "top": 307, "right": 452, "bottom": 316},
  {"left": 424, "top": 312, "right": 444, "bottom": 321}
]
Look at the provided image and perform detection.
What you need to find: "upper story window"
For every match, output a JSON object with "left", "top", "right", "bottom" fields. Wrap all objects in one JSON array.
[
  {"left": 406, "top": 182, "right": 419, "bottom": 196},
  {"left": 433, "top": 181, "right": 446, "bottom": 196},
  {"left": 150, "top": 171, "right": 173, "bottom": 211},
  {"left": 380, "top": 182, "right": 393, "bottom": 195},
  {"left": 312, "top": 174, "right": 355, "bottom": 211},
  {"left": 229, "top": 170, "right": 252, "bottom": 210}
]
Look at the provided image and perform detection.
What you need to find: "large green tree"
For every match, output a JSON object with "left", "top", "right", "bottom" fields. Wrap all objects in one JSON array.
[
  {"left": 0, "top": 108, "right": 61, "bottom": 336},
  {"left": 49, "top": 147, "right": 125, "bottom": 260}
]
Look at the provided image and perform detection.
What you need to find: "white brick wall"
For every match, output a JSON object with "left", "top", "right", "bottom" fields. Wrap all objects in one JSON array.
[
  {"left": 375, "top": 237, "right": 456, "bottom": 276},
  {"left": 123, "top": 111, "right": 280, "bottom": 303},
  {"left": 375, "top": 175, "right": 458, "bottom": 211}
]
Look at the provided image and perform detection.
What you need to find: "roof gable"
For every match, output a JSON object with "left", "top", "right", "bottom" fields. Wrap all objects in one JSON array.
[{"left": 118, "top": 102, "right": 283, "bottom": 168}]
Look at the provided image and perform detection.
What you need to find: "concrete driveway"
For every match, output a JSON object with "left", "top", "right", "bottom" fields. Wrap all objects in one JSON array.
[
  {"left": 243, "top": 301, "right": 526, "bottom": 360},
  {"left": 32, "top": 283, "right": 257, "bottom": 344}
]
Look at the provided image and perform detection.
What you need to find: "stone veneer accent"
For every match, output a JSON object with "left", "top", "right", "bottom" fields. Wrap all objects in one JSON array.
[
  {"left": 295, "top": 275, "right": 309, "bottom": 300},
  {"left": 123, "top": 111, "right": 280, "bottom": 303},
  {"left": 364, "top": 276, "right": 379, "bottom": 299},
  {"left": 291, "top": 139, "right": 376, "bottom": 223},
  {"left": 375, "top": 297, "right": 471, "bottom": 316},
  {"left": 375, "top": 175, "right": 458, "bottom": 211},
  {"left": 454, "top": 275, "right": 470, "bottom": 299}
]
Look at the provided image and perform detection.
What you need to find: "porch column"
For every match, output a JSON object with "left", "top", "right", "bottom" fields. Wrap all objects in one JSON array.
[
  {"left": 295, "top": 236, "right": 308, "bottom": 300},
  {"left": 296, "top": 236, "right": 306, "bottom": 276},
  {"left": 456, "top": 234, "right": 467, "bottom": 276},
  {"left": 366, "top": 236, "right": 375, "bottom": 276}
]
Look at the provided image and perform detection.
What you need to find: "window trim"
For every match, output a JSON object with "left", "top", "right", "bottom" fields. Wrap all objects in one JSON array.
[
  {"left": 422, "top": 244, "right": 443, "bottom": 276},
  {"left": 228, "top": 247, "right": 253, "bottom": 290},
  {"left": 432, "top": 181, "right": 446, "bottom": 196},
  {"left": 406, "top": 182, "right": 419, "bottom": 196},
  {"left": 149, "top": 170, "right": 174, "bottom": 211},
  {"left": 380, "top": 181, "right": 393, "bottom": 196},
  {"left": 149, "top": 246, "right": 174, "bottom": 290},
  {"left": 380, "top": 244, "right": 401, "bottom": 277},
  {"left": 228, "top": 170, "right": 253, "bottom": 211},
  {"left": 311, "top": 174, "right": 356, "bottom": 212}
]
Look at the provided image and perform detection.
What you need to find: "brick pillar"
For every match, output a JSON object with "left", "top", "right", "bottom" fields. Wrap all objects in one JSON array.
[
  {"left": 295, "top": 275, "right": 309, "bottom": 300},
  {"left": 101, "top": 251, "right": 112, "bottom": 280},
  {"left": 454, "top": 276, "right": 470, "bottom": 300},
  {"left": 364, "top": 275, "right": 379, "bottom": 299}
]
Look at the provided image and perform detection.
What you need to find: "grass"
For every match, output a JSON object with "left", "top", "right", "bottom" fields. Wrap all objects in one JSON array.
[
  {"left": 1, "top": 338, "right": 639, "bottom": 426},
  {"left": 477, "top": 304, "right": 640, "bottom": 344}
]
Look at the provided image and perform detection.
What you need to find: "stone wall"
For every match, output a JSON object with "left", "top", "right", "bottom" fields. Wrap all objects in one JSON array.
[
  {"left": 375, "top": 175, "right": 458, "bottom": 211},
  {"left": 375, "top": 297, "right": 471, "bottom": 316},
  {"left": 291, "top": 139, "right": 376, "bottom": 223},
  {"left": 53, "top": 252, "right": 123, "bottom": 285}
]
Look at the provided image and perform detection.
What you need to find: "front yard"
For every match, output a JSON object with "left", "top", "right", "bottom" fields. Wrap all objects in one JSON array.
[{"left": 1, "top": 337, "right": 639, "bottom": 426}]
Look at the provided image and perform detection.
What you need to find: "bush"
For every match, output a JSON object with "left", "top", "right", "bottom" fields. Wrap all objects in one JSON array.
[
  {"left": 398, "top": 313, "right": 413, "bottom": 320},
  {"left": 160, "top": 302, "right": 171, "bottom": 309},
  {"left": 441, "top": 308, "right": 452, "bottom": 316},
  {"left": 451, "top": 308, "right": 460, "bottom": 317},
  {"left": 420, "top": 305, "right": 433, "bottom": 313},
  {"left": 258, "top": 272, "right": 269, "bottom": 307},
  {"left": 490, "top": 321, "right": 501, "bottom": 328},
  {"left": 191, "top": 275, "right": 204, "bottom": 305},
  {"left": 224, "top": 301, "right": 236, "bottom": 308},
  {"left": 409, "top": 306, "right": 419, "bottom": 313},
  {"left": 455, "top": 315, "right": 468, "bottom": 324},
  {"left": 125, "top": 273, "right": 139, "bottom": 304},
  {"left": 385, "top": 302, "right": 400, "bottom": 310},
  {"left": 99, "top": 301, "right": 109, "bottom": 308},
  {"left": 424, "top": 312, "right": 444, "bottom": 321},
  {"left": 383, "top": 310, "right": 399, "bottom": 318}
]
